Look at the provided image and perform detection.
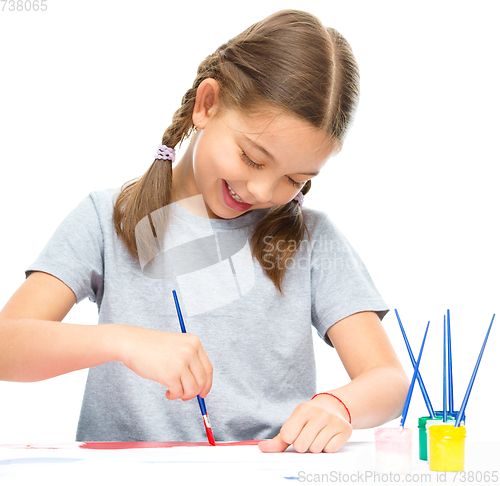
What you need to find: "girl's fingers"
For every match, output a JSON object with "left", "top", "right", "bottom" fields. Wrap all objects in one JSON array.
[
  {"left": 164, "top": 379, "right": 184, "bottom": 400},
  {"left": 278, "top": 401, "right": 353, "bottom": 453},
  {"left": 308, "top": 417, "right": 352, "bottom": 453},
  {"left": 179, "top": 370, "right": 201, "bottom": 400},
  {"left": 308, "top": 425, "right": 340, "bottom": 453},
  {"left": 197, "top": 348, "right": 213, "bottom": 398},
  {"left": 289, "top": 414, "right": 329, "bottom": 453},
  {"left": 159, "top": 335, "right": 213, "bottom": 401},
  {"left": 323, "top": 428, "right": 351, "bottom": 453},
  {"left": 278, "top": 402, "right": 316, "bottom": 446},
  {"left": 258, "top": 433, "right": 291, "bottom": 453},
  {"left": 187, "top": 358, "right": 207, "bottom": 395},
  {"left": 164, "top": 369, "right": 204, "bottom": 401}
]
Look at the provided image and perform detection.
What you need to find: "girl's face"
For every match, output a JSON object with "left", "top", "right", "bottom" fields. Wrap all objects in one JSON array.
[{"left": 176, "top": 108, "right": 337, "bottom": 220}]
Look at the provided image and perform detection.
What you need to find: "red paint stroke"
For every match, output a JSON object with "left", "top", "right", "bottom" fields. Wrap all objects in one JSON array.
[
  {"left": 80, "top": 440, "right": 261, "bottom": 450},
  {"left": 0, "top": 440, "right": 262, "bottom": 450}
]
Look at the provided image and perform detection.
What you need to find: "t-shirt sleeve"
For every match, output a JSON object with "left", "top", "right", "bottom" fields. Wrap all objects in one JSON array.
[
  {"left": 25, "top": 193, "right": 104, "bottom": 305},
  {"left": 310, "top": 214, "right": 389, "bottom": 347}
]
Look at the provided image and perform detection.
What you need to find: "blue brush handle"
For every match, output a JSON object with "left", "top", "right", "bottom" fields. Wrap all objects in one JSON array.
[
  {"left": 395, "top": 309, "right": 436, "bottom": 418},
  {"left": 172, "top": 290, "right": 208, "bottom": 417},
  {"left": 173, "top": 290, "right": 187, "bottom": 333},
  {"left": 443, "top": 317, "right": 447, "bottom": 423},
  {"left": 400, "top": 320, "right": 430, "bottom": 428},
  {"left": 447, "top": 309, "right": 454, "bottom": 413},
  {"left": 454, "top": 314, "right": 495, "bottom": 427},
  {"left": 197, "top": 396, "right": 207, "bottom": 415}
]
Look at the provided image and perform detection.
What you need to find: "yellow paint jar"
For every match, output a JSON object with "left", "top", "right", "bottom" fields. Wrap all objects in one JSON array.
[
  {"left": 428, "top": 424, "right": 466, "bottom": 471},
  {"left": 425, "top": 417, "right": 456, "bottom": 463}
]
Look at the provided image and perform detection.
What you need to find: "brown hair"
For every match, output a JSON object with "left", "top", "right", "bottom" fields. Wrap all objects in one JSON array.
[{"left": 113, "top": 9, "right": 360, "bottom": 294}]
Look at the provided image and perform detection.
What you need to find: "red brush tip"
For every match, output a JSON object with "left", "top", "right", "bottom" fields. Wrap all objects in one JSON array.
[
  {"left": 203, "top": 414, "right": 216, "bottom": 446},
  {"left": 206, "top": 427, "right": 216, "bottom": 446}
]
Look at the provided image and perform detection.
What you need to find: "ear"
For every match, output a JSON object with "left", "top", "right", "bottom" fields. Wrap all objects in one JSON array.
[{"left": 192, "top": 79, "right": 221, "bottom": 129}]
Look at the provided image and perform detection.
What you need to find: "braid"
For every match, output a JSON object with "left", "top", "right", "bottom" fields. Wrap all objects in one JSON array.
[
  {"left": 113, "top": 51, "right": 226, "bottom": 259},
  {"left": 161, "top": 88, "right": 197, "bottom": 149},
  {"left": 161, "top": 48, "right": 225, "bottom": 149},
  {"left": 251, "top": 180, "right": 311, "bottom": 295}
]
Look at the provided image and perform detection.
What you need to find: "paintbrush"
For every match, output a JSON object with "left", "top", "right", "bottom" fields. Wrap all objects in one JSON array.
[
  {"left": 454, "top": 314, "right": 495, "bottom": 427},
  {"left": 400, "top": 320, "right": 430, "bottom": 428},
  {"left": 447, "top": 309, "right": 454, "bottom": 415},
  {"left": 443, "top": 316, "right": 448, "bottom": 423},
  {"left": 172, "top": 289, "right": 216, "bottom": 446},
  {"left": 395, "top": 309, "right": 436, "bottom": 418}
]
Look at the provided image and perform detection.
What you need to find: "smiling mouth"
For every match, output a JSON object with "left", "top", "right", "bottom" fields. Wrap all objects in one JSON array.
[{"left": 225, "top": 181, "right": 247, "bottom": 204}]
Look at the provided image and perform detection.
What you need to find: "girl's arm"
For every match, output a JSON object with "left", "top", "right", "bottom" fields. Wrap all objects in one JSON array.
[
  {"left": 0, "top": 272, "right": 213, "bottom": 400},
  {"left": 259, "top": 311, "right": 409, "bottom": 453},
  {"left": 322, "top": 310, "right": 409, "bottom": 428}
]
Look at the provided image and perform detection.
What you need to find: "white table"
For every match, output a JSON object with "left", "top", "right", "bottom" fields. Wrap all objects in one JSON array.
[{"left": 0, "top": 440, "right": 498, "bottom": 485}]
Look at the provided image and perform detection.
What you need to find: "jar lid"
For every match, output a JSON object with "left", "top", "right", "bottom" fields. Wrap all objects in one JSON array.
[{"left": 418, "top": 416, "right": 433, "bottom": 427}]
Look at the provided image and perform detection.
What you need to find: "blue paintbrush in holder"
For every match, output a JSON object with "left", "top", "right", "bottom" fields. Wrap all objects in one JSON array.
[
  {"left": 447, "top": 309, "right": 454, "bottom": 414},
  {"left": 443, "top": 316, "right": 447, "bottom": 423},
  {"left": 395, "top": 309, "right": 436, "bottom": 419},
  {"left": 400, "top": 321, "right": 430, "bottom": 428},
  {"left": 454, "top": 314, "right": 495, "bottom": 427}
]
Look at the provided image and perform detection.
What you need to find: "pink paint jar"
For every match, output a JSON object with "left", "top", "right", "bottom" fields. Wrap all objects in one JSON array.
[{"left": 374, "top": 427, "right": 412, "bottom": 474}]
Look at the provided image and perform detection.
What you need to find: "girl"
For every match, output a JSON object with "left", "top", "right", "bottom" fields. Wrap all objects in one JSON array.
[{"left": 0, "top": 10, "right": 408, "bottom": 453}]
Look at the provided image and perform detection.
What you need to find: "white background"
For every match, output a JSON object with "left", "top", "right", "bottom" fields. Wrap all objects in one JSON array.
[{"left": 0, "top": 0, "right": 498, "bottom": 446}]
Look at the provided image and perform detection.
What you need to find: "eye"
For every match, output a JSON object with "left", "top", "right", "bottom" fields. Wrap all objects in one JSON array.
[
  {"left": 240, "top": 150, "right": 306, "bottom": 188},
  {"left": 286, "top": 176, "right": 304, "bottom": 189},
  {"left": 240, "top": 151, "right": 263, "bottom": 169}
]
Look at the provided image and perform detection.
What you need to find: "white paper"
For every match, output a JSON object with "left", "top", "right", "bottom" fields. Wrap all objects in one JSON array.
[{"left": 0, "top": 441, "right": 375, "bottom": 486}]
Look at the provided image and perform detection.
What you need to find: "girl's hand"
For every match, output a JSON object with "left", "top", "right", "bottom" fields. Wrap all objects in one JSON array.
[
  {"left": 258, "top": 394, "right": 352, "bottom": 453},
  {"left": 117, "top": 325, "right": 213, "bottom": 401}
]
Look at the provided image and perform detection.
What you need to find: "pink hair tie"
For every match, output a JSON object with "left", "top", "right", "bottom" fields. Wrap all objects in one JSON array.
[
  {"left": 156, "top": 144, "right": 176, "bottom": 162},
  {"left": 294, "top": 191, "right": 304, "bottom": 207}
]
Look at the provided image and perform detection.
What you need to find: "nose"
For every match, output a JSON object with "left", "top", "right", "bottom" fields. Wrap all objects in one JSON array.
[{"left": 246, "top": 176, "right": 278, "bottom": 204}]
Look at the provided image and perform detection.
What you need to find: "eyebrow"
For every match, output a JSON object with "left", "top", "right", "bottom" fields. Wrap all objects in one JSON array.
[
  {"left": 242, "top": 135, "right": 320, "bottom": 177},
  {"left": 243, "top": 135, "right": 275, "bottom": 162},
  {"left": 298, "top": 170, "right": 320, "bottom": 176}
]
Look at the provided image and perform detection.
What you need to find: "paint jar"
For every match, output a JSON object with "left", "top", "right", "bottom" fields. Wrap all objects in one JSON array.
[
  {"left": 374, "top": 427, "right": 412, "bottom": 474},
  {"left": 428, "top": 424, "right": 466, "bottom": 472},
  {"left": 418, "top": 416, "right": 433, "bottom": 460},
  {"left": 420, "top": 412, "right": 465, "bottom": 460},
  {"left": 425, "top": 416, "right": 457, "bottom": 463}
]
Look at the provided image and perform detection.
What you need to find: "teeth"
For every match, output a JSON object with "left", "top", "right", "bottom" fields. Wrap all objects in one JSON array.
[{"left": 227, "top": 182, "right": 245, "bottom": 203}]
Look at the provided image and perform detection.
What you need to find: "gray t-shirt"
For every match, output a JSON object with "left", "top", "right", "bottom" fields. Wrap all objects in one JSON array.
[{"left": 25, "top": 188, "right": 389, "bottom": 442}]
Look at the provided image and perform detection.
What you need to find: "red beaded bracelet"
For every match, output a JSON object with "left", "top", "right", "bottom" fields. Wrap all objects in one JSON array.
[{"left": 311, "top": 392, "right": 352, "bottom": 424}]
